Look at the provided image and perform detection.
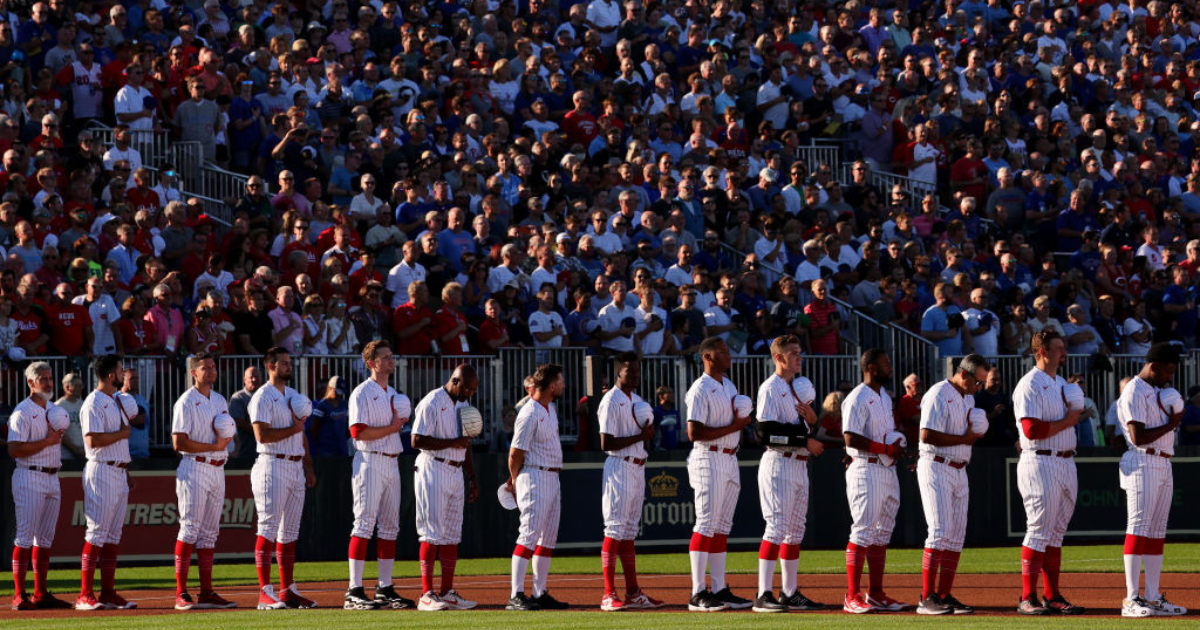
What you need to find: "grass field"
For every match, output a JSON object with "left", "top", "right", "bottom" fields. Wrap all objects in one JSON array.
[
  {"left": 11, "top": 543, "right": 1200, "bottom": 596},
  {"left": 10, "top": 610, "right": 1198, "bottom": 630}
]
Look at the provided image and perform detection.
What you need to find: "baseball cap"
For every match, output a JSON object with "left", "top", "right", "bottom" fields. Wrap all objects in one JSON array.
[
  {"left": 555, "top": 233, "right": 571, "bottom": 243},
  {"left": 329, "top": 375, "right": 347, "bottom": 395}
]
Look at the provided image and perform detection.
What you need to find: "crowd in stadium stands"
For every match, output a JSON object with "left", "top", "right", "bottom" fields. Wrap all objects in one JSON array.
[{"left": 1, "top": 0, "right": 1200, "bottom": 377}]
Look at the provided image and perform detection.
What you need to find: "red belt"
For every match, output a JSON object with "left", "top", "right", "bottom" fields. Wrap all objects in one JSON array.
[
  {"left": 768, "top": 449, "right": 808, "bottom": 461},
  {"left": 269, "top": 454, "right": 303, "bottom": 462},
  {"left": 528, "top": 464, "right": 561, "bottom": 473},
  {"left": 103, "top": 461, "right": 129, "bottom": 469},
  {"left": 24, "top": 465, "right": 59, "bottom": 474},
  {"left": 1141, "top": 448, "right": 1173, "bottom": 459},
  {"left": 702, "top": 445, "right": 739, "bottom": 455},
  {"left": 618, "top": 456, "right": 647, "bottom": 466},
  {"left": 366, "top": 451, "right": 399, "bottom": 458},
  {"left": 932, "top": 455, "right": 967, "bottom": 469},
  {"left": 192, "top": 457, "right": 226, "bottom": 467},
  {"left": 1033, "top": 450, "right": 1075, "bottom": 458},
  {"left": 433, "top": 456, "right": 463, "bottom": 468}
]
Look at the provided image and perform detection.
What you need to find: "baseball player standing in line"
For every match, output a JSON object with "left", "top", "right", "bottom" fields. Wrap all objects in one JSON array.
[
  {"left": 915, "top": 354, "right": 990, "bottom": 615},
  {"left": 412, "top": 365, "right": 482, "bottom": 611},
  {"left": 1116, "top": 343, "right": 1188, "bottom": 617},
  {"left": 597, "top": 353, "right": 665, "bottom": 612},
  {"left": 249, "top": 347, "right": 318, "bottom": 610},
  {"left": 171, "top": 352, "right": 237, "bottom": 611},
  {"left": 752, "top": 334, "right": 825, "bottom": 613},
  {"left": 8, "top": 361, "right": 72, "bottom": 610},
  {"left": 344, "top": 340, "right": 414, "bottom": 611},
  {"left": 1012, "top": 330, "right": 1085, "bottom": 615},
  {"left": 506, "top": 363, "right": 568, "bottom": 612},
  {"left": 685, "top": 336, "right": 753, "bottom": 612},
  {"left": 76, "top": 354, "right": 136, "bottom": 611},
  {"left": 842, "top": 348, "right": 906, "bottom": 614}
]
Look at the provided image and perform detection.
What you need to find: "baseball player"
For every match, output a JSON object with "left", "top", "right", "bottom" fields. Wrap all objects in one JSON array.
[
  {"left": 8, "top": 361, "right": 72, "bottom": 610},
  {"left": 249, "top": 347, "right": 318, "bottom": 610},
  {"left": 685, "top": 337, "right": 753, "bottom": 612},
  {"left": 752, "top": 334, "right": 825, "bottom": 613},
  {"left": 412, "top": 365, "right": 482, "bottom": 611},
  {"left": 1012, "top": 330, "right": 1085, "bottom": 616},
  {"left": 597, "top": 353, "right": 664, "bottom": 612},
  {"left": 506, "top": 363, "right": 568, "bottom": 612},
  {"left": 76, "top": 354, "right": 136, "bottom": 611},
  {"left": 1116, "top": 343, "right": 1188, "bottom": 617},
  {"left": 170, "top": 352, "right": 237, "bottom": 611},
  {"left": 915, "top": 354, "right": 990, "bottom": 616},
  {"left": 345, "top": 340, "right": 414, "bottom": 611},
  {"left": 842, "top": 348, "right": 905, "bottom": 614}
]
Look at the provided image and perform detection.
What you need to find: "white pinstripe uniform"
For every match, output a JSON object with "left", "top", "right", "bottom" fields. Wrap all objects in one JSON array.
[
  {"left": 249, "top": 385, "right": 307, "bottom": 544},
  {"left": 917, "top": 381, "right": 974, "bottom": 552},
  {"left": 347, "top": 379, "right": 404, "bottom": 542},
  {"left": 843, "top": 383, "right": 898, "bottom": 547},
  {"left": 755, "top": 375, "right": 814, "bottom": 546},
  {"left": 1012, "top": 368, "right": 1076, "bottom": 551},
  {"left": 511, "top": 401, "right": 563, "bottom": 550},
  {"left": 599, "top": 387, "right": 647, "bottom": 540},
  {"left": 172, "top": 387, "right": 230, "bottom": 548},
  {"left": 9, "top": 399, "right": 63, "bottom": 549},
  {"left": 685, "top": 374, "right": 740, "bottom": 538},
  {"left": 1116, "top": 377, "right": 1173, "bottom": 539},
  {"left": 413, "top": 387, "right": 469, "bottom": 545},
  {"left": 80, "top": 391, "right": 130, "bottom": 546}
]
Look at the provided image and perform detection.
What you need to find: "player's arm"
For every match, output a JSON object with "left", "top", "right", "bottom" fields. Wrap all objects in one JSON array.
[
  {"left": 350, "top": 401, "right": 407, "bottom": 442},
  {"left": 1125, "top": 417, "right": 1182, "bottom": 446},
  {"left": 6, "top": 419, "right": 62, "bottom": 458},
  {"left": 920, "top": 427, "right": 978, "bottom": 446},
  {"left": 462, "top": 442, "right": 479, "bottom": 501},
  {"left": 754, "top": 419, "right": 810, "bottom": 447},
  {"left": 84, "top": 408, "right": 131, "bottom": 447},
  {"left": 843, "top": 430, "right": 904, "bottom": 458},
  {"left": 600, "top": 423, "right": 653, "bottom": 451},
  {"left": 507, "top": 446, "right": 526, "bottom": 486},
  {"left": 1018, "top": 410, "right": 1081, "bottom": 439},
  {"left": 412, "top": 431, "right": 471, "bottom": 450},
  {"left": 173, "top": 432, "right": 230, "bottom": 453},
  {"left": 250, "top": 395, "right": 306, "bottom": 443},
  {"left": 302, "top": 431, "right": 316, "bottom": 487}
]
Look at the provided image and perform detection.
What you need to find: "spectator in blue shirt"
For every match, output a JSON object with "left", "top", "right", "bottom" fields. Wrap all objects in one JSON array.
[
  {"left": 308, "top": 376, "right": 350, "bottom": 457},
  {"left": 1181, "top": 386, "right": 1200, "bottom": 446},
  {"left": 921, "top": 282, "right": 965, "bottom": 356},
  {"left": 651, "top": 385, "right": 681, "bottom": 450}
]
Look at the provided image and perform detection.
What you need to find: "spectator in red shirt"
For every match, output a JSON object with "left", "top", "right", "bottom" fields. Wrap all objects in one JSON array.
[
  {"left": 804, "top": 278, "right": 840, "bottom": 355},
  {"left": 281, "top": 218, "right": 320, "bottom": 277},
  {"left": 32, "top": 246, "right": 65, "bottom": 289},
  {"left": 949, "top": 138, "right": 987, "bottom": 206},
  {"left": 477, "top": 298, "right": 510, "bottom": 354},
  {"left": 30, "top": 113, "right": 63, "bottom": 153},
  {"left": 348, "top": 248, "right": 383, "bottom": 303},
  {"left": 392, "top": 280, "right": 435, "bottom": 354},
  {"left": 46, "top": 282, "right": 93, "bottom": 356},
  {"left": 432, "top": 282, "right": 470, "bottom": 355},
  {"left": 12, "top": 277, "right": 48, "bottom": 355},
  {"left": 895, "top": 373, "right": 924, "bottom": 445},
  {"left": 126, "top": 168, "right": 162, "bottom": 214},
  {"left": 115, "top": 295, "right": 162, "bottom": 355},
  {"left": 561, "top": 90, "right": 599, "bottom": 147}
]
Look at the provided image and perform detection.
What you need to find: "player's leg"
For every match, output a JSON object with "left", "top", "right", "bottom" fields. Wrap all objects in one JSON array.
[
  {"left": 174, "top": 465, "right": 200, "bottom": 598},
  {"left": 251, "top": 459, "right": 278, "bottom": 591},
  {"left": 28, "top": 472, "right": 59, "bottom": 604},
  {"left": 618, "top": 464, "right": 647, "bottom": 601},
  {"left": 98, "top": 470, "right": 131, "bottom": 607},
  {"left": 600, "top": 458, "right": 624, "bottom": 601},
  {"left": 916, "top": 458, "right": 945, "bottom": 604},
  {"left": 511, "top": 470, "right": 541, "bottom": 599},
  {"left": 1120, "top": 455, "right": 1145, "bottom": 604},
  {"left": 938, "top": 469, "right": 969, "bottom": 599},
  {"left": 687, "top": 453, "right": 717, "bottom": 596},
  {"left": 844, "top": 461, "right": 872, "bottom": 601},
  {"left": 375, "top": 463, "right": 402, "bottom": 591},
  {"left": 275, "top": 466, "right": 306, "bottom": 600},
  {"left": 11, "top": 470, "right": 36, "bottom": 601},
  {"left": 347, "top": 453, "right": 377, "bottom": 591},
  {"left": 780, "top": 461, "right": 813, "bottom": 607},
  {"left": 865, "top": 468, "right": 902, "bottom": 606},
  {"left": 1017, "top": 457, "right": 1049, "bottom": 609},
  {"left": 708, "top": 454, "right": 741, "bottom": 598},
  {"left": 79, "top": 464, "right": 105, "bottom": 603},
  {"left": 438, "top": 468, "right": 467, "bottom": 607},
  {"left": 196, "top": 468, "right": 226, "bottom": 600},
  {"left": 756, "top": 453, "right": 784, "bottom": 599},
  {"left": 1143, "top": 461, "right": 1174, "bottom": 608},
  {"left": 1041, "top": 461, "right": 1077, "bottom": 603},
  {"left": 530, "top": 473, "right": 562, "bottom": 600}
]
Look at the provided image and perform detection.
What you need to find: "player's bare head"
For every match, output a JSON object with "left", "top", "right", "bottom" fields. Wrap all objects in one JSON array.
[
  {"left": 1145, "top": 342, "right": 1181, "bottom": 385},
  {"left": 615, "top": 351, "right": 640, "bottom": 389},
  {"left": 188, "top": 352, "right": 218, "bottom": 386},
  {"left": 532, "top": 363, "right": 564, "bottom": 395},
  {"left": 859, "top": 348, "right": 891, "bottom": 381},
  {"left": 448, "top": 364, "right": 479, "bottom": 399},
  {"left": 956, "top": 354, "right": 990, "bottom": 391},
  {"left": 362, "top": 339, "right": 392, "bottom": 364},
  {"left": 1030, "top": 329, "right": 1064, "bottom": 364},
  {"left": 771, "top": 334, "right": 802, "bottom": 371},
  {"left": 699, "top": 336, "right": 730, "bottom": 370},
  {"left": 25, "top": 360, "right": 52, "bottom": 393},
  {"left": 263, "top": 346, "right": 293, "bottom": 379},
  {"left": 93, "top": 354, "right": 123, "bottom": 386}
]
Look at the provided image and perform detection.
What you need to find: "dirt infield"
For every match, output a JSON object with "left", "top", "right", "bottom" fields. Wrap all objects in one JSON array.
[{"left": 3, "top": 572, "right": 1196, "bottom": 618}]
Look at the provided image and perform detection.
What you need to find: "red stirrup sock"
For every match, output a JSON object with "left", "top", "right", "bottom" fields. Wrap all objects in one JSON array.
[
  {"left": 12, "top": 546, "right": 29, "bottom": 597},
  {"left": 1042, "top": 546, "right": 1062, "bottom": 600},
  {"left": 601, "top": 537, "right": 618, "bottom": 594},
  {"left": 845, "top": 542, "right": 865, "bottom": 596},
  {"left": 438, "top": 545, "right": 458, "bottom": 594},
  {"left": 174, "top": 540, "right": 194, "bottom": 595},
  {"left": 618, "top": 539, "right": 639, "bottom": 593},
  {"left": 255, "top": 536, "right": 272, "bottom": 588},
  {"left": 921, "top": 548, "right": 941, "bottom": 600},
  {"left": 197, "top": 548, "right": 215, "bottom": 594},
  {"left": 937, "top": 550, "right": 961, "bottom": 598},
  {"left": 1020, "top": 546, "right": 1044, "bottom": 600},
  {"left": 419, "top": 542, "right": 436, "bottom": 594}
]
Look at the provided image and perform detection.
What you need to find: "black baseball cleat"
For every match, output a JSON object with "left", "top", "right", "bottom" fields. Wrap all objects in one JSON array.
[
  {"left": 941, "top": 594, "right": 975, "bottom": 615},
  {"left": 374, "top": 585, "right": 414, "bottom": 609},
  {"left": 713, "top": 587, "right": 752, "bottom": 609},
  {"left": 781, "top": 590, "right": 825, "bottom": 611},
  {"left": 687, "top": 590, "right": 727, "bottom": 612},
  {"left": 506, "top": 592, "right": 541, "bottom": 611},
  {"left": 752, "top": 591, "right": 787, "bottom": 613},
  {"left": 344, "top": 586, "right": 380, "bottom": 610},
  {"left": 1043, "top": 595, "right": 1085, "bottom": 615},
  {"left": 535, "top": 591, "right": 569, "bottom": 610}
]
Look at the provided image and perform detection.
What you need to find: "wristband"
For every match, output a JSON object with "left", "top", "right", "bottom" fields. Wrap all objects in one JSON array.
[{"left": 868, "top": 441, "right": 886, "bottom": 455}]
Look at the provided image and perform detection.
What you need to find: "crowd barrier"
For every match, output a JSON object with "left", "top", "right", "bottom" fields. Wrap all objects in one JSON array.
[{"left": 5, "top": 446, "right": 1198, "bottom": 565}]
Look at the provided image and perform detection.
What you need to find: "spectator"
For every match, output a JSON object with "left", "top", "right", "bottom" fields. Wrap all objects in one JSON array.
[
  {"left": 55, "top": 372, "right": 85, "bottom": 461},
  {"left": 235, "top": 289, "right": 275, "bottom": 355},
  {"left": 74, "top": 276, "right": 122, "bottom": 355},
  {"left": 269, "top": 285, "right": 304, "bottom": 354},
  {"left": 651, "top": 385, "right": 681, "bottom": 450},
  {"left": 228, "top": 365, "right": 262, "bottom": 460},
  {"left": 1121, "top": 298, "right": 1154, "bottom": 357},
  {"left": 46, "top": 282, "right": 92, "bottom": 357},
  {"left": 122, "top": 367, "right": 151, "bottom": 460},
  {"left": 324, "top": 298, "right": 358, "bottom": 354},
  {"left": 921, "top": 282, "right": 966, "bottom": 357},
  {"left": 308, "top": 376, "right": 350, "bottom": 458},
  {"left": 392, "top": 280, "right": 435, "bottom": 355},
  {"left": 963, "top": 287, "right": 1000, "bottom": 356},
  {"left": 895, "top": 374, "right": 923, "bottom": 445},
  {"left": 804, "top": 278, "right": 839, "bottom": 355},
  {"left": 814, "top": 391, "right": 845, "bottom": 449}
]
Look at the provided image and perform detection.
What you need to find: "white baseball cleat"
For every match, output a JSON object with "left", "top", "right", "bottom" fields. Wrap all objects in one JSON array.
[
  {"left": 440, "top": 590, "right": 477, "bottom": 610},
  {"left": 418, "top": 591, "right": 450, "bottom": 611},
  {"left": 1122, "top": 597, "right": 1154, "bottom": 618},
  {"left": 1149, "top": 593, "right": 1187, "bottom": 616}
]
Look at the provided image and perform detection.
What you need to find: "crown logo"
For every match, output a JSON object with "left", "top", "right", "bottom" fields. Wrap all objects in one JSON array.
[{"left": 648, "top": 471, "right": 680, "bottom": 498}]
